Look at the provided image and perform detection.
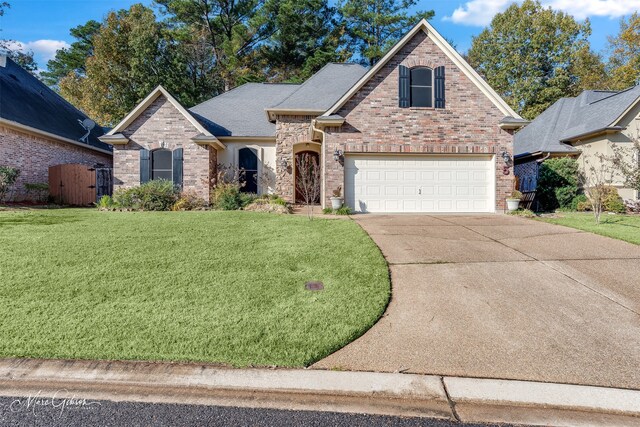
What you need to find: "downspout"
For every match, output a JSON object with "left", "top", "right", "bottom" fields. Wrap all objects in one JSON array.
[{"left": 311, "top": 119, "right": 327, "bottom": 209}]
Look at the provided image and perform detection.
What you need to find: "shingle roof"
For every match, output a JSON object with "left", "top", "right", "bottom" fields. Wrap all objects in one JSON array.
[
  {"left": 271, "top": 63, "right": 368, "bottom": 111},
  {"left": 189, "top": 83, "right": 299, "bottom": 137},
  {"left": 0, "top": 55, "right": 110, "bottom": 151},
  {"left": 515, "top": 86, "right": 640, "bottom": 157}
]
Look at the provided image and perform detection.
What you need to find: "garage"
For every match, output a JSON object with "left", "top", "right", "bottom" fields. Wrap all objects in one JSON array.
[{"left": 344, "top": 155, "right": 495, "bottom": 213}]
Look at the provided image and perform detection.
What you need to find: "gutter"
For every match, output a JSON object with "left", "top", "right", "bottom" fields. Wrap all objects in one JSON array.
[
  {"left": 1, "top": 118, "right": 113, "bottom": 156},
  {"left": 561, "top": 126, "right": 625, "bottom": 143}
]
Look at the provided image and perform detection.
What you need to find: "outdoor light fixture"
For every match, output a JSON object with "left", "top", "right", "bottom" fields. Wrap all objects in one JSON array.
[
  {"left": 333, "top": 149, "right": 344, "bottom": 162},
  {"left": 501, "top": 149, "right": 512, "bottom": 167}
]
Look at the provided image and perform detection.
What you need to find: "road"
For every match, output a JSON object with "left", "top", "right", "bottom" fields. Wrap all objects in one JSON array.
[{"left": 0, "top": 396, "right": 513, "bottom": 427}]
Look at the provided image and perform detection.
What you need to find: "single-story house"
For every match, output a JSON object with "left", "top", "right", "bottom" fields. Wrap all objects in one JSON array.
[
  {"left": 101, "top": 19, "right": 526, "bottom": 213},
  {"left": 515, "top": 86, "right": 640, "bottom": 200},
  {"left": 0, "top": 55, "right": 112, "bottom": 201}
]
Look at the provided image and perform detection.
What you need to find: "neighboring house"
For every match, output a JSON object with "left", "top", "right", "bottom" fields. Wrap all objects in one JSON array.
[
  {"left": 101, "top": 20, "right": 526, "bottom": 213},
  {"left": 0, "top": 55, "right": 112, "bottom": 201},
  {"left": 515, "top": 86, "right": 640, "bottom": 200}
]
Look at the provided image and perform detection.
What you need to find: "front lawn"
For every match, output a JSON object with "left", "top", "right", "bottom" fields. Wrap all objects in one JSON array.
[
  {"left": 540, "top": 212, "right": 640, "bottom": 245},
  {"left": 0, "top": 209, "right": 390, "bottom": 367}
]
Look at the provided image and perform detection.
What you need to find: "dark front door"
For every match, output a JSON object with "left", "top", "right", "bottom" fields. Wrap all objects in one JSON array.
[
  {"left": 295, "top": 150, "right": 320, "bottom": 203},
  {"left": 238, "top": 147, "right": 258, "bottom": 193}
]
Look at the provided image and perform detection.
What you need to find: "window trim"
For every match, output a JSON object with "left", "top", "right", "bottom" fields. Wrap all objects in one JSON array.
[
  {"left": 151, "top": 148, "right": 173, "bottom": 182},
  {"left": 409, "top": 66, "right": 434, "bottom": 108}
]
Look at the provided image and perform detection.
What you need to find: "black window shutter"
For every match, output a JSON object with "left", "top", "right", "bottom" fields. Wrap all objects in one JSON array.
[
  {"left": 140, "top": 149, "right": 150, "bottom": 183},
  {"left": 172, "top": 148, "right": 184, "bottom": 188},
  {"left": 435, "top": 66, "right": 446, "bottom": 109},
  {"left": 398, "top": 65, "right": 410, "bottom": 108}
]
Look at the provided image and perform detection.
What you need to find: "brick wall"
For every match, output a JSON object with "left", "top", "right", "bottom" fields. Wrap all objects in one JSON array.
[
  {"left": 0, "top": 124, "right": 112, "bottom": 201},
  {"left": 324, "top": 30, "right": 515, "bottom": 211},
  {"left": 114, "top": 95, "right": 216, "bottom": 202}
]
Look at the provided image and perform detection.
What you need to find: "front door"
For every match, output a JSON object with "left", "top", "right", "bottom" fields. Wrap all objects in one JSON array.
[{"left": 295, "top": 151, "right": 321, "bottom": 203}]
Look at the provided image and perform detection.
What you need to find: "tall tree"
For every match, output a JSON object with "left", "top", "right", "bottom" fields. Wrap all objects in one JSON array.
[
  {"left": 155, "top": 0, "right": 271, "bottom": 91},
  {"left": 337, "top": 0, "right": 434, "bottom": 66},
  {"left": 41, "top": 20, "right": 101, "bottom": 87},
  {"left": 607, "top": 12, "right": 640, "bottom": 89},
  {"left": 0, "top": 2, "right": 38, "bottom": 74},
  {"left": 59, "top": 4, "right": 196, "bottom": 125},
  {"left": 258, "top": 0, "right": 347, "bottom": 82},
  {"left": 467, "top": 0, "right": 592, "bottom": 120},
  {"left": 569, "top": 46, "right": 610, "bottom": 94}
]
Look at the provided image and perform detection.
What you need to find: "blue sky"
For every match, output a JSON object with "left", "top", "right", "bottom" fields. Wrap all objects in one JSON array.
[{"left": 1, "top": 0, "right": 638, "bottom": 69}]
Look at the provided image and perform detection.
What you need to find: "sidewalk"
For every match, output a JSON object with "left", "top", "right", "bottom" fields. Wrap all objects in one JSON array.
[{"left": 0, "top": 358, "right": 639, "bottom": 426}]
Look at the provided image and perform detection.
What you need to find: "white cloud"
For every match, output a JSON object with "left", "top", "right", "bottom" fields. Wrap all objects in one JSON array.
[
  {"left": 444, "top": 0, "right": 640, "bottom": 26},
  {"left": 5, "top": 39, "right": 70, "bottom": 62}
]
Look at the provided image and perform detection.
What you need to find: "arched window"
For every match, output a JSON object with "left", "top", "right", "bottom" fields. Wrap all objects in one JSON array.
[
  {"left": 151, "top": 149, "right": 172, "bottom": 181},
  {"left": 238, "top": 147, "right": 258, "bottom": 193},
  {"left": 410, "top": 67, "right": 433, "bottom": 108}
]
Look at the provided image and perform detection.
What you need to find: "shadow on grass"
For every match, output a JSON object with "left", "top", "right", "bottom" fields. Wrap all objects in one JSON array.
[{"left": 0, "top": 212, "right": 81, "bottom": 227}]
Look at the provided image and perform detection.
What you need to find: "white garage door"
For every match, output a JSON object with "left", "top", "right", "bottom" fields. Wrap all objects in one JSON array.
[{"left": 344, "top": 155, "right": 495, "bottom": 213}]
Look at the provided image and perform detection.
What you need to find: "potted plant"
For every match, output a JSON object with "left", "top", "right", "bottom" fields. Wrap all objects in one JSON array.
[
  {"left": 330, "top": 186, "right": 343, "bottom": 210},
  {"left": 506, "top": 190, "right": 522, "bottom": 212}
]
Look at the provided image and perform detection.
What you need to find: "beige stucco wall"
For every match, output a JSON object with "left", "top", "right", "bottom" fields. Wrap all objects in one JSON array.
[
  {"left": 217, "top": 141, "right": 276, "bottom": 195},
  {"left": 574, "top": 102, "right": 640, "bottom": 200}
]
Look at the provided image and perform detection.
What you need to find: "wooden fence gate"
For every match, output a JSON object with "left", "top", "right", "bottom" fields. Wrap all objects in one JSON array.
[{"left": 49, "top": 164, "right": 112, "bottom": 206}]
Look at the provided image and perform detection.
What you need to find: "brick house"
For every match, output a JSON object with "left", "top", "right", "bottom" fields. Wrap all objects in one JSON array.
[
  {"left": 0, "top": 55, "right": 112, "bottom": 202},
  {"left": 102, "top": 20, "right": 526, "bottom": 213}
]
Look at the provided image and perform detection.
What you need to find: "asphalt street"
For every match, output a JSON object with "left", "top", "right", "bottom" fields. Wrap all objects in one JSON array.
[{"left": 0, "top": 396, "right": 516, "bottom": 427}]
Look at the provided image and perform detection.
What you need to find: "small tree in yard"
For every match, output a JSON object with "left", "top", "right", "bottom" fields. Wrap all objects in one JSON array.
[
  {"left": 610, "top": 127, "right": 640, "bottom": 201},
  {"left": 0, "top": 166, "right": 20, "bottom": 203},
  {"left": 578, "top": 151, "right": 617, "bottom": 224},
  {"left": 295, "top": 153, "right": 321, "bottom": 220}
]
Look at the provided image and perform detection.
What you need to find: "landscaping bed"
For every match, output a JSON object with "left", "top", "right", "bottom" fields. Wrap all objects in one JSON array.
[{"left": 0, "top": 209, "right": 390, "bottom": 367}]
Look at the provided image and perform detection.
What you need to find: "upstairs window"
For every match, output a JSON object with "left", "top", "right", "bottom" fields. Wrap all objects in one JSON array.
[{"left": 410, "top": 67, "right": 433, "bottom": 108}]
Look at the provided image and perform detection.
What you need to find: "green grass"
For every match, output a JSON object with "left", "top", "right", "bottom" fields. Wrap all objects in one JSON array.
[
  {"left": 0, "top": 209, "right": 390, "bottom": 367},
  {"left": 539, "top": 212, "right": 640, "bottom": 245}
]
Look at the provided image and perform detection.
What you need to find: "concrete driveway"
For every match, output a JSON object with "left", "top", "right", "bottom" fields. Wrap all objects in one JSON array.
[{"left": 314, "top": 214, "right": 640, "bottom": 390}]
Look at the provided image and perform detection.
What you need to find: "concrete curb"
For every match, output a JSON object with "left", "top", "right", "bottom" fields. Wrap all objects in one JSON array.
[{"left": 1, "top": 359, "right": 640, "bottom": 426}]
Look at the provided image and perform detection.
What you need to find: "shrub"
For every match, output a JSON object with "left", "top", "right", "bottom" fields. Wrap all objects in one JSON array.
[
  {"left": 211, "top": 183, "right": 242, "bottom": 210},
  {"left": 24, "top": 182, "right": 49, "bottom": 203},
  {"left": 239, "top": 192, "right": 258, "bottom": 208},
  {"left": 97, "top": 195, "right": 114, "bottom": 209},
  {"left": 602, "top": 187, "right": 625, "bottom": 213},
  {"left": 570, "top": 194, "right": 588, "bottom": 211},
  {"left": 335, "top": 206, "right": 352, "bottom": 215},
  {"left": 625, "top": 199, "right": 640, "bottom": 213},
  {"left": 113, "top": 179, "right": 179, "bottom": 211},
  {"left": 172, "top": 191, "right": 207, "bottom": 211},
  {"left": 0, "top": 166, "right": 20, "bottom": 202},
  {"left": 322, "top": 207, "right": 334, "bottom": 215},
  {"left": 507, "top": 208, "right": 536, "bottom": 218},
  {"left": 537, "top": 158, "right": 579, "bottom": 211},
  {"left": 508, "top": 190, "right": 523, "bottom": 199}
]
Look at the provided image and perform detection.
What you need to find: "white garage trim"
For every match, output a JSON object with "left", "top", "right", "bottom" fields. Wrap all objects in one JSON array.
[{"left": 344, "top": 154, "right": 496, "bottom": 213}]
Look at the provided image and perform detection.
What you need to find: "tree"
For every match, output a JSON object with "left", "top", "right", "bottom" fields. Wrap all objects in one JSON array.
[
  {"left": 295, "top": 153, "right": 321, "bottom": 219},
  {"left": 569, "top": 46, "right": 610, "bottom": 94},
  {"left": 58, "top": 4, "right": 203, "bottom": 126},
  {"left": 467, "top": 0, "right": 592, "bottom": 120},
  {"left": 258, "top": 0, "right": 347, "bottom": 82},
  {"left": 338, "top": 0, "right": 434, "bottom": 66},
  {"left": 155, "top": 0, "right": 271, "bottom": 92},
  {"left": 579, "top": 151, "right": 618, "bottom": 224},
  {"left": 41, "top": 20, "right": 101, "bottom": 87},
  {"left": 607, "top": 12, "right": 640, "bottom": 90},
  {"left": 0, "top": 2, "right": 38, "bottom": 74}
]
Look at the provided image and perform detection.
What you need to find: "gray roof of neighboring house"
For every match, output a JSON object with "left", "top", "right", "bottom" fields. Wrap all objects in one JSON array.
[
  {"left": 271, "top": 63, "right": 368, "bottom": 111},
  {"left": 189, "top": 83, "right": 300, "bottom": 137},
  {"left": 515, "top": 86, "right": 640, "bottom": 157},
  {"left": 0, "top": 55, "right": 110, "bottom": 151},
  {"left": 188, "top": 63, "right": 368, "bottom": 137}
]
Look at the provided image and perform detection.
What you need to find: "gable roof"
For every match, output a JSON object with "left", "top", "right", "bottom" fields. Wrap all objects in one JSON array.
[
  {"left": 323, "top": 19, "right": 521, "bottom": 119},
  {"left": 515, "top": 86, "right": 640, "bottom": 157},
  {"left": 0, "top": 55, "right": 111, "bottom": 153},
  {"left": 189, "top": 83, "right": 299, "bottom": 137},
  {"left": 266, "top": 63, "right": 368, "bottom": 120}
]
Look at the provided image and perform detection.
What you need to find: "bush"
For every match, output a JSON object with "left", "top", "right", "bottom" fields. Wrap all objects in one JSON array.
[
  {"left": 537, "top": 158, "right": 579, "bottom": 211},
  {"left": 113, "top": 179, "right": 179, "bottom": 211},
  {"left": 570, "top": 194, "right": 588, "bottom": 211},
  {"left": 625, "top": 199, "right": 640, "bottom": 213},
  {"left": 0, "top": 166, "right": 20, "bottom": 202},
  {"left": 24, "top": 183, "right": 49, "bottom": 203},
  {"left": 322, "top": 207, "right": 334, "bottom": 215},
  {"left": 211, "top": 183, "right": 242, "bottom": 210},
  {"left": 172, "top": 191, "right": 207, "bottom": 211},
  {"left": 335, "top": 206, "right": 353, "bottom": 215},
  {"left": 507, "top": 208, "right": 536, "bottom": 218},
  {"left": 97, "top": 195, "right": 114, "bottom": 209},
  {"left": 602, "top": 187, "right": 625, "bottom": 213}
]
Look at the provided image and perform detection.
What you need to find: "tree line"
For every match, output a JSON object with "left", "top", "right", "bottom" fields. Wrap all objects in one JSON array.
[{"left": 1, "top": 0, "right": 638, "bottom": 124}]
